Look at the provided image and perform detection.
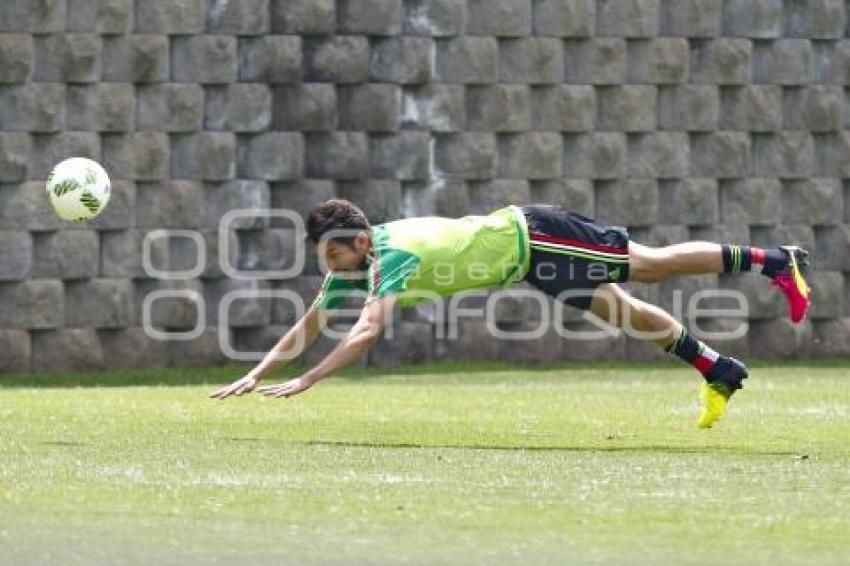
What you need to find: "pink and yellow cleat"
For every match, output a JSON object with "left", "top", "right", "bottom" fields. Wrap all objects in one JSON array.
[{"left": 770, "top": 246, "right": 812, "bottom": 324}]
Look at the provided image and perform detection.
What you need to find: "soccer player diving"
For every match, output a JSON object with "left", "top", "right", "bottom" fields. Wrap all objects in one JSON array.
[{"left": 210, "top": 198, "right": 812, "bottom": 428}]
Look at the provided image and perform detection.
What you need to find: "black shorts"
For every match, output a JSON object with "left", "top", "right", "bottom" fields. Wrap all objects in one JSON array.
[{"left": 521, "top": 204, "right": 631, "bottom": 311}]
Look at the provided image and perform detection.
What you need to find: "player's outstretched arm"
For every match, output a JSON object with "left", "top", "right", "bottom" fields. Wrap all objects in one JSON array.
[
  {"left": 209, "top": 302, "right": 328, "bottom": 399},
  {"left": 256, "top": 294, "right": 397, "bottom": 399}
]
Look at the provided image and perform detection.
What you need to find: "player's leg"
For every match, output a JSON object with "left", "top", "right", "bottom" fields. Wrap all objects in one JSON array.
[
  {"left": 628, "top": 240, "right": 812, "bottom": 323},
  {"left": 586, "top": 283, "right": 748, "bottom": 428}
]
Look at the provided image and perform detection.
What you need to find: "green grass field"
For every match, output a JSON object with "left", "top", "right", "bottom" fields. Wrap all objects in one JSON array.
[{"left": 2, "top": 360, "right": 850, "bottom": 565}]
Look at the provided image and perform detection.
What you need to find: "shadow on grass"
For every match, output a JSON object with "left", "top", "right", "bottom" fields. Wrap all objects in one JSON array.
[
  {"left": 217, "top": 438, "right": 802, "bottom": 458},
  {"left": 1, "top": 358, "right": 847, "bottom": 389}
]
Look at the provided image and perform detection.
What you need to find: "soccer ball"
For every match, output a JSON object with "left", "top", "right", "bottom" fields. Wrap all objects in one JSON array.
[{"left": 46, "top": 157, "right": 111, "bottom": 222}]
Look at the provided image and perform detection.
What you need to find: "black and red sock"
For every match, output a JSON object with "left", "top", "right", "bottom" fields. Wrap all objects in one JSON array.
[
  {"left": 721, "top": 244, "right": 788, "bottom": 277},
  {"left": 665, "top": 327, "right": 723, "bottom": 380}
]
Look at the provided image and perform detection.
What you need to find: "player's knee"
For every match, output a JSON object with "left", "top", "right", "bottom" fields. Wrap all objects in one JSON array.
[{"left": 590, "top": 286, "right": 626, "bottom": 327}]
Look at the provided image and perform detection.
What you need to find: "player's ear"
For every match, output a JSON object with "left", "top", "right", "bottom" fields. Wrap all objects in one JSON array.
[{"left": 354, "top": 231, "right": 371, "bottom": 252}]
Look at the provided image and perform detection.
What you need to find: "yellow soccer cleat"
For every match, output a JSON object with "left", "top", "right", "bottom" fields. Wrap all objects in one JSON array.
[
  {"left": 697, "top": 356, "right": 749, "bottom": 429},
  {"left": 698, "top": 381, "right": 733, "bottom": 428}
]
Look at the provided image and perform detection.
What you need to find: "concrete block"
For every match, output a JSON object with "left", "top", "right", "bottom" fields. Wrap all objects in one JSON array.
[
  {"left": 172, "top": 132, "right": 237, "bottom": 181},
  {"left": 563, "top": 38, "right": 626, "bottom": 84},
  {"left": 753, "top": 39, "right": 812, "bottom": 85},
  {"left": 466, "top": 85, "right": 531, "bottom": 131},
  {"left": 0, "top": 329, "right": 30, "bottom": 372},
  {"left": 27, "top": 131, "right": 99, "bottom": 180},
  {"left": 659, "top": 0, "right": 722, "bottom": 37},
  {"left": 434, "top": 132, "right": 496, "bottom": 180},
  {"left": 338, "top": 0, "right": 402, "bottom": 35},
  {"left": 781, "top": 178, "right": 843, "bottom": 225},
  {"left": 657, "top": 85, "right": 719, "bottom": 131},
  {"left": 689, "top": 131, "right": 751, "bottom": 178},
  {"left": 96, "top": 327, "right": 170, "bottom": 370},
  {"left": 529, "top": 178, "right": 594, "bottom": 216},
  {"left": 171, "top": 35, "right": 237, "bottom": 84},
  {"left": 336, "top": 179, "right": 403, "bottom": 223},
  {"left": 499, "top": 37, "right": 563, "bottom": 84},
  {"left": 273, "top": 83, "right": 337, "bottom": 132},
  {"left": 65, "top": 278, "right": 133, "bottom": 328},
  {"left": 404, "top": 0, "right": 467, "bottom": 37},
  {"left": 596, "top": 85, "right": 657, "bottom": 131},
  {"left": 628, "top": 38, "right": 689, "bottom": 84},
  {"left": 752, "top": 132, "right": 815, "bottom": 178},
  {"left": 370, "top": 36, "right": 433, "bottom": 84},
  {"left": 0, "top": 132, "right": 30, "bottom": 181},
  {"left": 135, "top": 181, "right": 205, "bottom": 228},
  {"left": 435, "top": 36, "right": 498, "bottom": 83},
  {"left": 466, "top": 0, "right": 532, "bottom": 37},
  {"left": 205, "top": 0, "right": 269, "bottom": 34},
  {"left": 32, "top": 328, "right": 105, "bottom": 371},
  {"left": 32, "top": 230, "right": 98, "bottom": 280},
  {"left": 597, "top": 0, "right": 659, "bottom": 37},
  {"left": 722, "top": 0, "right": 783, "bottom": 38},
  {"left": 0, "top": 34, "right": 33, "bottom": 83},
  {"left": 563, "top": 132, "right": 626, "bottom": 179},
  {"left": 203, "top": 180, "right": 270, "bottom": 229},
  {"left": 66, "top": 84, "right": 134, "bottom": 132},
  {"left": 626, "top": 132, "right": 689, "bottom": 178},
  {"left": 0, "top": 84, "right": 65, "bottom": 132},
  {"left": 303, "top": 36, "right": 370, "bottom": 83},
  {"left": 271, "top": 0, "right": 335, "bottom": 34},
  {"left": 237, "top": 132, "right": 304, "bottom": 180},
  {"left": 720, "top": 177, "right": 781, "bottom": 225},
  {"left": 690, "top": 38, "right": 752, "bottom": 84},
  {"left": 339, "top": 84, "right": 401, "bottom": 132},
  {"left": 205, "top": 84, "right": 272, "bottom": 132},
  {"left": 530, "top": 85, "right": 594, "bottom": 131},
  {"left": 402, "top": 84, "right": 466, "bottom": 131},
  {"left": 305, "top": 132, "right": 369, "bottom": 180},
  {"left": 101, "top": 35, "right": 169, "bottom": 83},
  {"left": 0, "top": 231, "right": 32, "bottom": 281},
  {"left": 239, "top": 35, "right": 301, "bottom": 83},
  {"left": 658, "top": 178, "right": 719, "bottom": 225},
  {"left": 137, "top": 85, "right": 204, "bottom": 132},
  {"left": 498, "top": 132, "right": 562, "bottom": 179},
  {"left": 466, "top": 179, "right": 531, "bottom": 214},
  {"left": 595, "top": 179, "right": 659, "bottom": 226},
  {"left": 135, "top": 0, "right": 205, "bottom": 34},
  {"left": 0, "top": 0, "right": 65, "bottom": 33},
  {"left": 718, "top": 85, "right": 782, "bottom": 131},
  {"left": 370, "top": 131, "right": 431, "bottom": 180},
  {"left": 532, "top": 0, "right": 594, "bottom": 37},
  {"left": 783, "top": 86, "right": 843, "bottom": 132}
]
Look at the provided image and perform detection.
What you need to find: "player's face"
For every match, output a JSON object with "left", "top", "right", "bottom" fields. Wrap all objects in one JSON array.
[{"left": 320, "top": 233, "right": 371, "bottom": 276}]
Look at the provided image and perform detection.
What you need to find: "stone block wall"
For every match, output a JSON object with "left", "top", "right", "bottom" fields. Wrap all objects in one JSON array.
[{"left": 0, "top": 0, "right": 849, "bottom": 372}]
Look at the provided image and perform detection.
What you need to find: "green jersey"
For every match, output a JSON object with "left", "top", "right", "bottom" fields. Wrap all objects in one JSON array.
[{"left": 311, "top": 205, "right": 531, "bottom": 310}]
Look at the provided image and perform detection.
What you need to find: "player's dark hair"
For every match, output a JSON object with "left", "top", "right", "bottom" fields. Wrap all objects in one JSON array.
[{"left": 306, "top": 198, "right": 371, "bottom": 246}]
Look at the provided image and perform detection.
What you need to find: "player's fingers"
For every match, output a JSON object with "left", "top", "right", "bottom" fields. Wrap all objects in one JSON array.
[{"left": 209, "top": 387, "right": 231, "bottom": 399}]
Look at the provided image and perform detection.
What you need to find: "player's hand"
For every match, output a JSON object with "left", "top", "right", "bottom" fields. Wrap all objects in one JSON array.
[
  {"left": 256, "top": 375, "right": 315, "bottom": 399},
  {"left": 209, "top": 374, "right": 259, "bottom": 399}
]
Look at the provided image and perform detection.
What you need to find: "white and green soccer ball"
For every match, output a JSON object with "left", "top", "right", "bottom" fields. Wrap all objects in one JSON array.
[{"left": 46, "top": 157, "right": 111, "bottom": 222}]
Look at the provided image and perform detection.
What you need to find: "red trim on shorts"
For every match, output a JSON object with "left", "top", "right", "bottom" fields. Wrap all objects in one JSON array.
[{"left": 529, "top": 231, "right": 629, "bottom": 255}]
